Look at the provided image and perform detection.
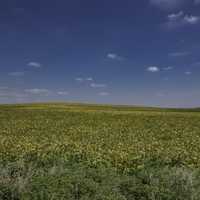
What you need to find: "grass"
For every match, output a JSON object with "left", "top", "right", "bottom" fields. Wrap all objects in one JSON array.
[{"left": 0, "top": 103, "right": 200, "bottom": 199}]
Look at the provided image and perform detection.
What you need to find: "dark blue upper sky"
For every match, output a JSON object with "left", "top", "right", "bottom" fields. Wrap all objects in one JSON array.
[{"left": 0, "top": 0, "right": 200, "bottom": 107}]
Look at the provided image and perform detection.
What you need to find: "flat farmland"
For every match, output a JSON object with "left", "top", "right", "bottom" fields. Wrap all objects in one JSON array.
[{"left": 0, "top": 104, "right": 200, "bottom": 200}]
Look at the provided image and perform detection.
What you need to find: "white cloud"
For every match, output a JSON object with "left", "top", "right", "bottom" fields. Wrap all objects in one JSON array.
[
  {"left": 28, "top": 62, "right": 42, "bottom": 68},
  {"left": 90, "top": 83, "right": 107, "bottom": 88},
  {"left": 168, "top": 51, "right": 190, "bottom": 57},
  {"left": 8, "top": 72, "right": 25, "bottom": 76},
  {"left": 57, "top": 91, "right": 69, "bottom": 96},
  {"left": 165, "top": 12, "right": 200, "bottom": 29},
  {"left": 150, "top": 0, "right": 186, "bottom": 10},
  {"left": 24, "top": 88, "right": 50, "bottom": 96},
  {"left": 107, "top": 53, "right": 123, "bottom": 61},
  {"left": 98, "top": 92, "right": 110, "bottom": 96},
  {"left": 147, "top": 66, "right": 160, "bottom": 72}
]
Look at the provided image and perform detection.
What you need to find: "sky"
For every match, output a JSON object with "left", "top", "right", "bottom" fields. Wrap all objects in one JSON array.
[{"left": 0, "top": 0, "right": 200, "bottom": 107}]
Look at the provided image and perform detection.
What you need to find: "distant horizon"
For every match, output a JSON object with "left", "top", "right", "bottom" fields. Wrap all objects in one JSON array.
[{"left": 0, "top": 101, "right": 199, "bottom": 109}]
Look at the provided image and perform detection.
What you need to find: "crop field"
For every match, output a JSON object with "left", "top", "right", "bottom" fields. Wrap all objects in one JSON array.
[{"left": 0, "top": 103, "right": 200, "bottom": 199}]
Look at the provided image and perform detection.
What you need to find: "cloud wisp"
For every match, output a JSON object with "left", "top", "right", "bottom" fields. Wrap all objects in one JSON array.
[
  {"left": 165, "top": 11, "right": 200, "bottom": 29},
  {"left": 85, "top": 77, "right": 93, "bottom": 81},
  {"left": 0, "top": 87, "right": 71, "bottom": 102},
  {"left": 75, "top": 77, "right": 93, "bottom": 82},
  {"left": 90, "top": 83, "right": 107, "bottom": 88},
  {"left": 147, "top": 66, "right": 160, "bottom": 72},
  {"left": 107, "top": 53, "right": 124, "bottom": 61},
  {"left": 185, "top": 71, "right": 192, "bottom": 75},
  {"left": 24, "top": 88, "right": 50, "bottom": 96},
  {"left": 75, "top": 78, "right": 84, "bottom": 82},
  {"left": 57, "top": 91, "right": 69, "bottom": 96},
  {"left": 28, "top": 62, "right": 42, "bottom": 68}
]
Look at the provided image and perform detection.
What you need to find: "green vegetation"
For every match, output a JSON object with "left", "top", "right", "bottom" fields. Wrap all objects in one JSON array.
[{"left": 0, "top": 103, "right": 200, "bottom": 199}]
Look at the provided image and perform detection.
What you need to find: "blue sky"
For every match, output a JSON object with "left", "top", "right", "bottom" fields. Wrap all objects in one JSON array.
[{"left": 0, "top": 0, "right": 200, "bottom": 107}]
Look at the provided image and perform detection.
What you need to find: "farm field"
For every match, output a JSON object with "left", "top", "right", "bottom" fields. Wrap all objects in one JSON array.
[{"left": 0, "top": 103, "right": 200, "bottom": 199}]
